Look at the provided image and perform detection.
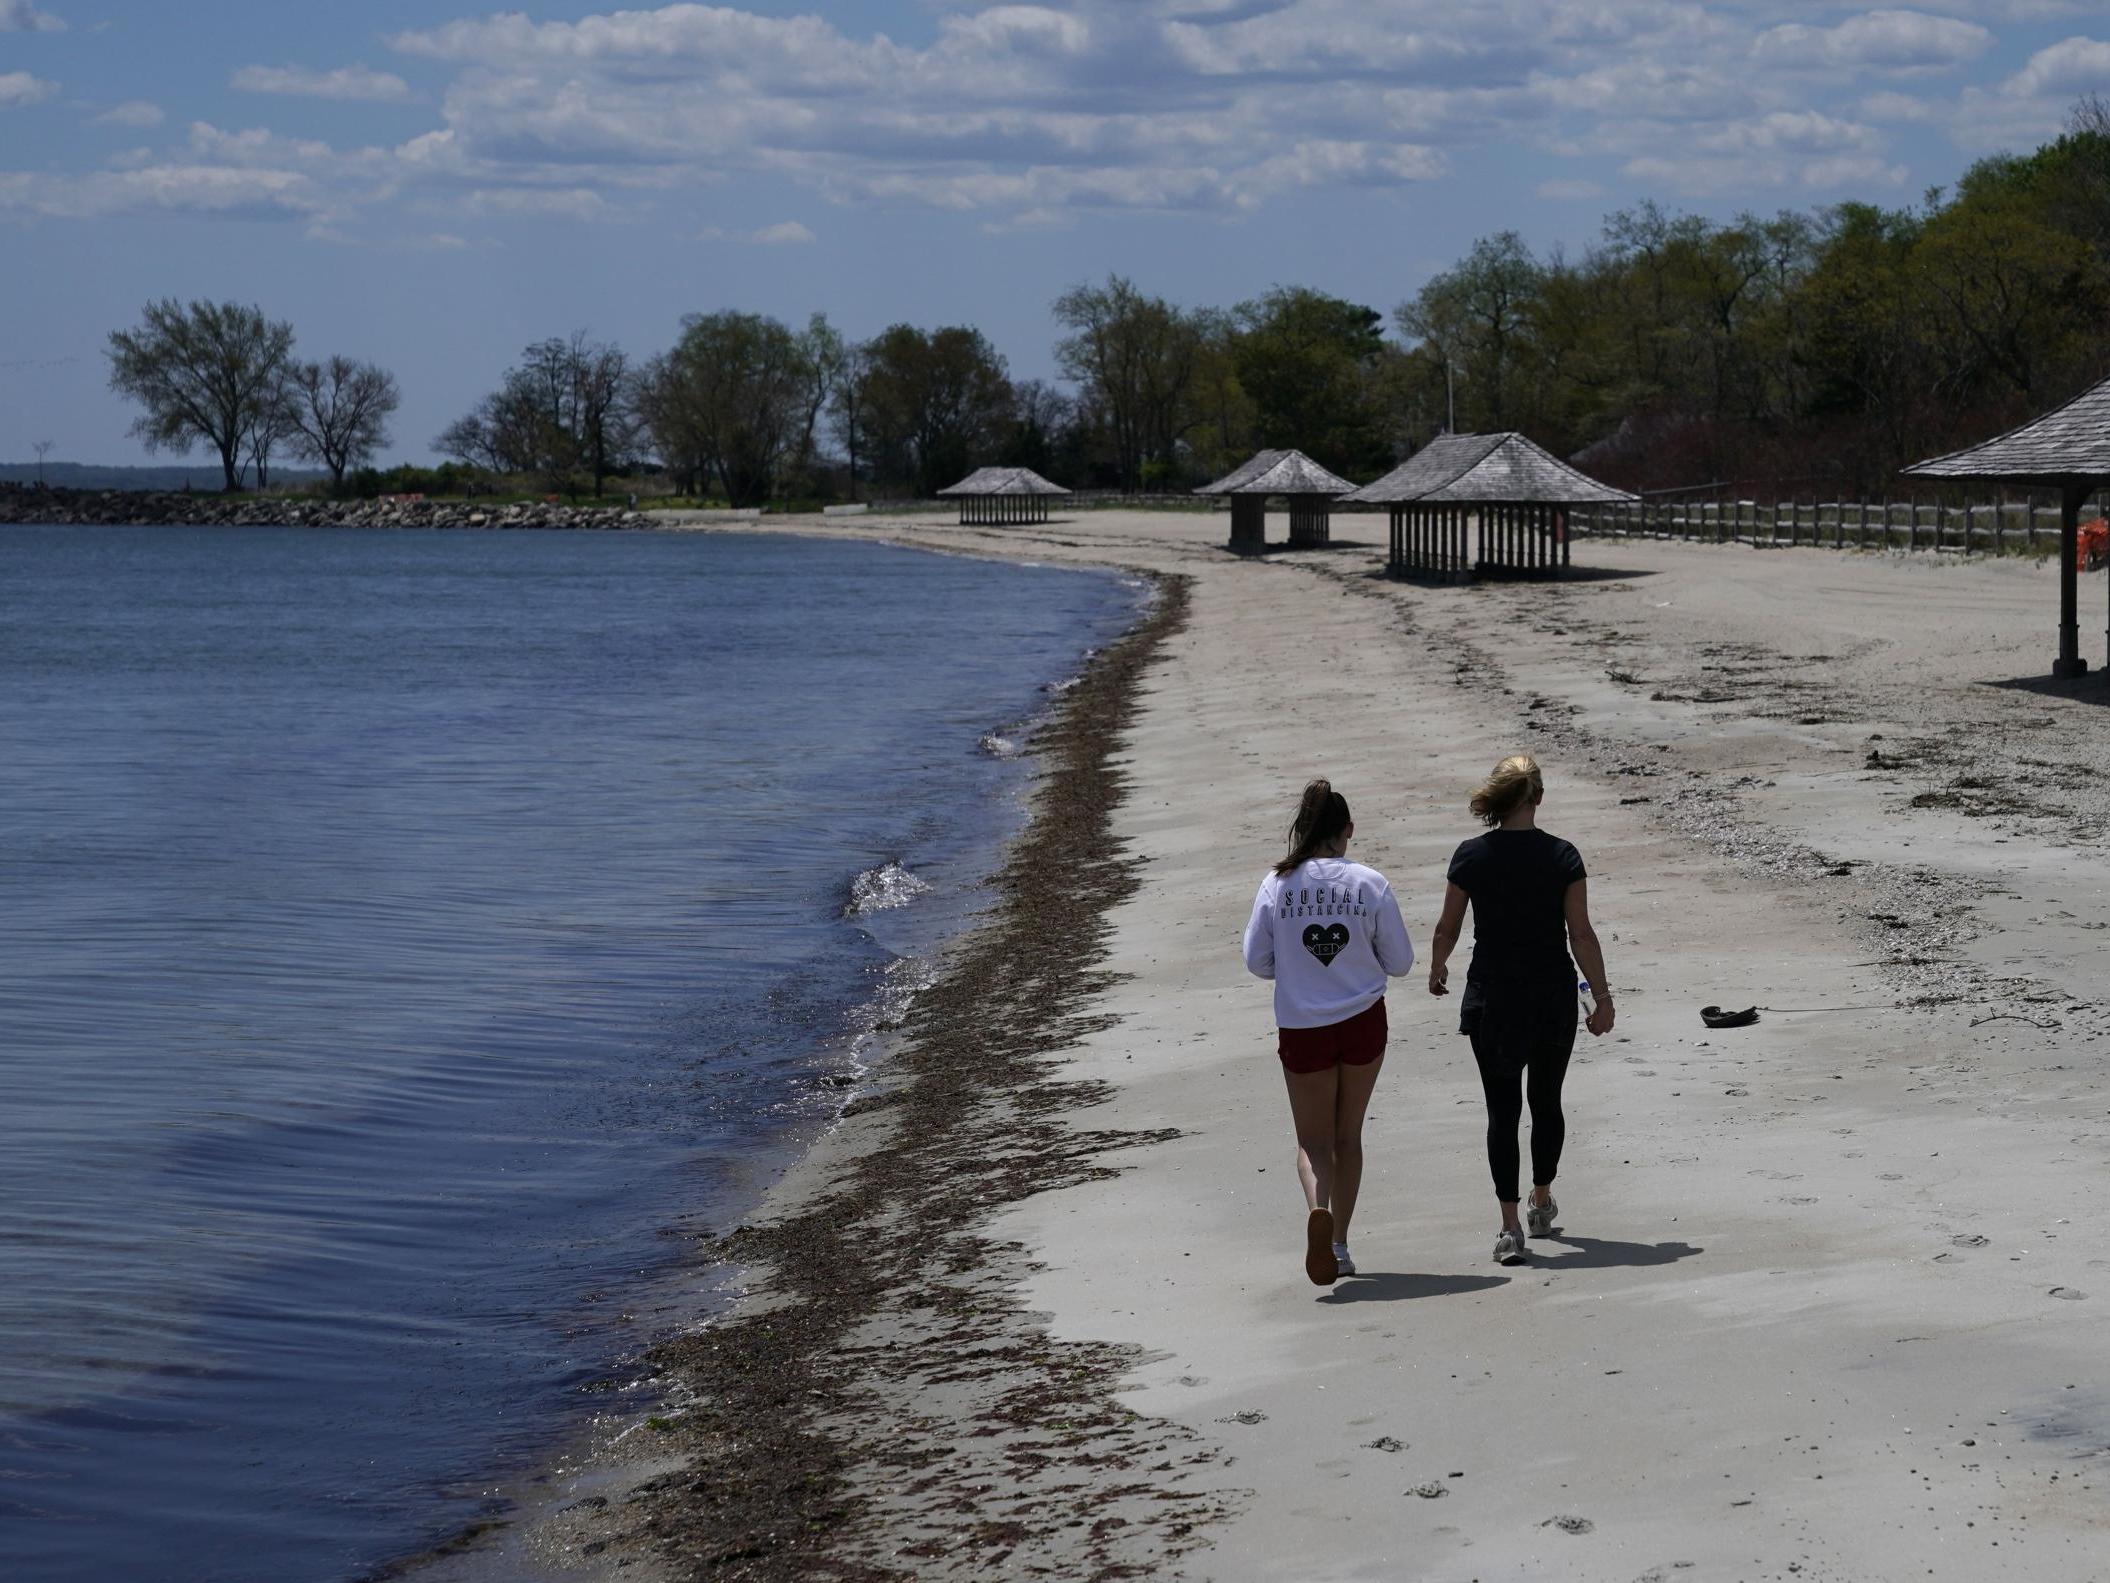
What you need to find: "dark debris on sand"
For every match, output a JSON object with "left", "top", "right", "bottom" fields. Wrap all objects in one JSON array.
[{"left": 571, "top": 575, "right": 1239, "bottom": 1580}]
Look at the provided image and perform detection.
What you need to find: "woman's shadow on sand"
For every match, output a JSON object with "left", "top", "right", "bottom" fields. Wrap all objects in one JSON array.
[
  {"left": 1319, "top": 1237, "right": 1702, "bottom": 1302},
  {"left": 1319, "top": 1272, "right": 1511, "bottom": 1303}
]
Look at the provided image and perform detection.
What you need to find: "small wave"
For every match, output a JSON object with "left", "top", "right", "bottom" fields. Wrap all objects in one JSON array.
[
  {"left": 979, "top": 732, "right": 1020, "bottom": 759},
  {"left": 844, "top": 954, "right": 941, "bottom": 1060},
  {"left": 845, "top": 860, "right": 932, "bottom": 916}
]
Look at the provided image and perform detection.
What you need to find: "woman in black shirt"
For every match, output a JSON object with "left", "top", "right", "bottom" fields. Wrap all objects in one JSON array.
[{"left": 1427, "top": 755, "right": 1614, "bottom": 1265}]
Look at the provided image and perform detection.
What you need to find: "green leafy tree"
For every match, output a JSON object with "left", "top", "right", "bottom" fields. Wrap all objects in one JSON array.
[
  {"left": 106, "top": 299, "right": 297, "bottom": 493},
  {"left": 1053, "top": 276, "right": 1202, "bottom": 491},
  {"left": 1234, "top": 286, "right": 1389, "bottom": 476},
  {"left": 862, "top": 324, "right": 1014, "bottom": 496},
  {"left": 635, "top": 312, "right": 805, "bottom": 507}
]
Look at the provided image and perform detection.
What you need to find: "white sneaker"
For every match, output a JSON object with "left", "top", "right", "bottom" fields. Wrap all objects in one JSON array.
[
  {"left": 1493, "top": 1226, "right": 1527, "bottom": 1265},
  {"left": 1526, "top": 1194, "right": 1558, "bottom": 1238},
  {"left": 1332, "top": 1242, "right": 1355, "bottom": 1277}
]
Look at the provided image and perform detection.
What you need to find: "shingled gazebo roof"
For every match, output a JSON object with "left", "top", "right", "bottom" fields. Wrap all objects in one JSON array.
[
  {"left": 1347, "top": 432, "right": 1637, "bottom": 506},
  {"left": 1904, "top": 373, "right": 2110, "bottom": 678},
  {"left": 1195, "top": 450, "right": 1355, "bottom": 498},
  {"left": 1903, "top": 375, "right": 2110, "bottom": 485},
  {"left": 938, "top": 466, "right": 1071, "bottom": 497}
]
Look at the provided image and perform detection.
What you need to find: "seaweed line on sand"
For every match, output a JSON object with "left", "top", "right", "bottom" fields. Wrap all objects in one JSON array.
[{"left": 568, "top": 572, "right": 1239, "bottom": 1580}]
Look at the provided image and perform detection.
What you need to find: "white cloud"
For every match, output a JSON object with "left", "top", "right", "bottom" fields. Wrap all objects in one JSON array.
[
  {"left": 0, "top": 1, "right": 63, "bottom": 32},
  {"left": 231, "top": 64, "right": 411, "bottom": 103},
  {"left": 700, "top": 219, "right": 816, "bottom": 244},
  {"left": 1754, "top": 10, "right": 1991, "bottom": 73},
  {"left": 2003, "top": 34, "right": 2110, "bottom": 97},
  {"left": 93, "top": 100, "right": 165, "bottom": 129},
  {"left": 1941, "top": 33, "right": 2110, "bottom": 151},
  {"left": 1, "top": 0, "right": 2090, "bottom": 240},
  {"left": 461, "top": 186, "right": 612, "bottom": 220},
  {"left": 0, "top": 70, "right": 56, "bottom": 109},
  {"left": 0, "top": 163, "right": 322, "bottom": 220},
  {"left": 1859, "top": 90, "right": 1938, "bottom": 122}
]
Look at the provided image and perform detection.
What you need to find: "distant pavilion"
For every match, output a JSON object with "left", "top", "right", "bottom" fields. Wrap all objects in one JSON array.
[
  {"left": 1905, "top": 376, "right": 2110, "bottom": 677},
  {"left": 1195, "top": 449, "right": 1357, "bottom": 554},
  {"left": 1346, "top": 432, "right": 1637, "bottom": 581},
  {"left": 938, "top": 467, "right": 1070, "bottom": 525}
]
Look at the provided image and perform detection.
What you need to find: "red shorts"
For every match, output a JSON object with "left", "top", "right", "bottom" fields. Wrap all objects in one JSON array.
[{"left": 1277, "top": 998, "right": 1388, "bottom": 1075}]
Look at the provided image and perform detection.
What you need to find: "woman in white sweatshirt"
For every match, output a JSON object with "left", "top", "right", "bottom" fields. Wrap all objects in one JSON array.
[{"left": 1243, "top": 779, "right": 1416, "bottom": 1286}]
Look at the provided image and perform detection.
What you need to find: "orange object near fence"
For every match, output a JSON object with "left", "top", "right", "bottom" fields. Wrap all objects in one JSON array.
[{"left": 2080, "top": 518, "right": 2108, "bottom": 570}]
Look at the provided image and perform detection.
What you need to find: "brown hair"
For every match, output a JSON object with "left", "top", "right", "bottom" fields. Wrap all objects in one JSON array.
[
  {"left": 1275, "top": 778, "right": 1352, "bottom": 875},
  {"left": 1469, "top": 754, "right": 1544, "bottom": 826}
]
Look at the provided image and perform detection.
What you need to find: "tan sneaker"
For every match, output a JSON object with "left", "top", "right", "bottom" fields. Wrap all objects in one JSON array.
[{"left": 1526, "top": 1194, "right": 1558, "bottom": 1238}]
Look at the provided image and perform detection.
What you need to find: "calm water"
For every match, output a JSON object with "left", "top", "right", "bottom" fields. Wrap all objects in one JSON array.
[{"left": 0, "top": 524, "right": 1139, "bottom": 1582}]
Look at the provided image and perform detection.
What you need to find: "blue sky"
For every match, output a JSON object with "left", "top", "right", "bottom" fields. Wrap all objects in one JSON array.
[{"left": 4, "top": 0, "right": 2107, "bottom": 466}]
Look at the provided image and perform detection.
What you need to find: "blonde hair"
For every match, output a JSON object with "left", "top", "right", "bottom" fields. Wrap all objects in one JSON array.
[{"left": 1469, "top": 754, "right": 1544, "bottom": 826}]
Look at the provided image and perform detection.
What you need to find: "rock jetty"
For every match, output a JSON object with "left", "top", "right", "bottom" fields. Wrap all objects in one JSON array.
[{"left": 0, "top": 487, "right": 644, "bottom": 531}]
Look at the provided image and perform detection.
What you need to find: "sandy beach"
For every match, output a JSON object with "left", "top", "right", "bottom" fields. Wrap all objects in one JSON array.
[{"left": 512, "top": 509, "right": 2110, "bottom": 1582}]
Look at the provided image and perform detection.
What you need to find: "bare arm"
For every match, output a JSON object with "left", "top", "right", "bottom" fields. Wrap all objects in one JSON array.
[
  {"left": 1565, "top": 878, "right": 1614, "bottom": 1036},
  {"left": 1427, "top": 882, "right": 1469, "bottom": 996}
]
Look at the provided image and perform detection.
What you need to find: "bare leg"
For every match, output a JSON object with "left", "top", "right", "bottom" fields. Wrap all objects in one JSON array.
[
  {"left": 1328, "top": 1055, "right": 1385, "bottom": 1240},
  {"left": 1282, "top": 1065, "right": 1340, "bottom": 1214}
]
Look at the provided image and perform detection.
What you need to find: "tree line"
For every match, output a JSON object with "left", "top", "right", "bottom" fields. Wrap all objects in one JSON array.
[{"left": 103, "top": 100, "right": 2110, "bottom": 502}]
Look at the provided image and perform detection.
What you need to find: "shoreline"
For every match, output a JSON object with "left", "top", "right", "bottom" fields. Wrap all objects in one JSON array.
[
  {"left": 419, "top": 510, "right": 2110, "bottom": 1580},
  {"left": 415, "top": 560, "right": 1222, "bottom": 1582},
  {"left": 553, "top": 570, "right": 1219, "bottom": 1579}
]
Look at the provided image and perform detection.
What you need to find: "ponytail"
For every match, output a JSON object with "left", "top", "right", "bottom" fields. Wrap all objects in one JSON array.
[
  {"left": 1274, "top": 778, "right": 1352, "bottom": 875},
  {"left": 1469, "top": 754, "right": 1544, "bottom": 826}
]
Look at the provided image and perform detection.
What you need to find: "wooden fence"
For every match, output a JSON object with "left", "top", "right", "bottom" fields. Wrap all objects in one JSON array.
[{"left": 1569, "top": 497, "right": 2104, "bottom": 555}]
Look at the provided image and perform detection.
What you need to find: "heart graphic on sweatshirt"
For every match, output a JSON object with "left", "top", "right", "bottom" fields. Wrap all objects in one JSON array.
[{"left": 1302, "top": 924, "right": 1350, "bottom": 966}]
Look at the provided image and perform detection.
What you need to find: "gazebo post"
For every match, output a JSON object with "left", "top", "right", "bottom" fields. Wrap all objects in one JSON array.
[{"left": 2059, "top": 480, "right": 2088, "bottom": 677}]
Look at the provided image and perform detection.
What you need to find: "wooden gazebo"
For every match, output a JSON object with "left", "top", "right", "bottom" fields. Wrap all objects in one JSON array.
[
  {"left": 1905, "top": 378, "right": 2110, "bottom": 677},
  {"left": 1346, "top": 432, "right": 1637, "bottom": 581},
  {"left": 938, "top": 467, "right": 1070, "bottom": 525},
  {"left": 1195, "top": 450, "right": 1356, "bottom": 553}
]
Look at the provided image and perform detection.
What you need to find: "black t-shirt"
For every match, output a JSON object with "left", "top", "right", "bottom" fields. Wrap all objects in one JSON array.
[{"left": 1447, "top": 828, "right": 1587, "bottom": 1007}]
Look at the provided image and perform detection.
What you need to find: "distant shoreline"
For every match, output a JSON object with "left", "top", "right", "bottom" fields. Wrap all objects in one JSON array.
[{"left": 0, "top": 487, "right": 645, "bottom": 532}]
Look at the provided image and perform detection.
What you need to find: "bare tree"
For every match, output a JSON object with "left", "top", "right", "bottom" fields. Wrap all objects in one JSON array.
[
  {"left": 244, "top": 371, "right": 299, "bottom": 492},
  {"left": 106, "top": 299, "right": 296, "bottom": 492},
  {"left": 828, "top": 341, "right": 873, "bottom": 501},
  {"left": 566, "top": 332, "right": 635, "bottom": 496},
  {"left": 792, "top": 313, "right": 845, "bottom": 491},
  {"left": 440, "top": 335, "right": 634, "bottom": 495},
  {"left": 287, "top": 356, "right": 400, "bottom": 491},
  {"left": 32, "top": 438, "right": 52, "bottom": 486}
]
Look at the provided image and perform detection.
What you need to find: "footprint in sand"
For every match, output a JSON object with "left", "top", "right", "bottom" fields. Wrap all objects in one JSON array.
[
  {"left": 2049, "top": 1287, "right": 2086, "bottom": 1300},
  {"left": 1544, "top": 1514, "right": 1595, "bottom": 1534},
  {"left": 1365, "top": 1436, "right": 1406, "bottom": 1453},
  {"left": 1406, "top": 1481, "right": 1448, "bottom": 1499},
  {"left": 1951, "top": 1234, "right": 1988, "bottom": 1248},
  {"left": 1217, "top": 1409, "right": 1268, "bottom": 1425}
]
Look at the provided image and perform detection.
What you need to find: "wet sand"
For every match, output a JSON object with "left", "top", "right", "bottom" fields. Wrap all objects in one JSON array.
[{"left": 515, "top": 513, "right": 2110, "bottom": 1580}]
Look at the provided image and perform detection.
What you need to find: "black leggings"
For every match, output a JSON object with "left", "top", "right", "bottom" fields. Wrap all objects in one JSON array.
[{"left": 1468, "top": 1009, "right": 1577, "bottom": 1203}]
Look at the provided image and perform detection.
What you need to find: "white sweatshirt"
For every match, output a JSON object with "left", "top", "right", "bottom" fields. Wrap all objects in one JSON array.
[{"left": 1242, "top": 857, "right": 1417, "bottom": 1029}]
